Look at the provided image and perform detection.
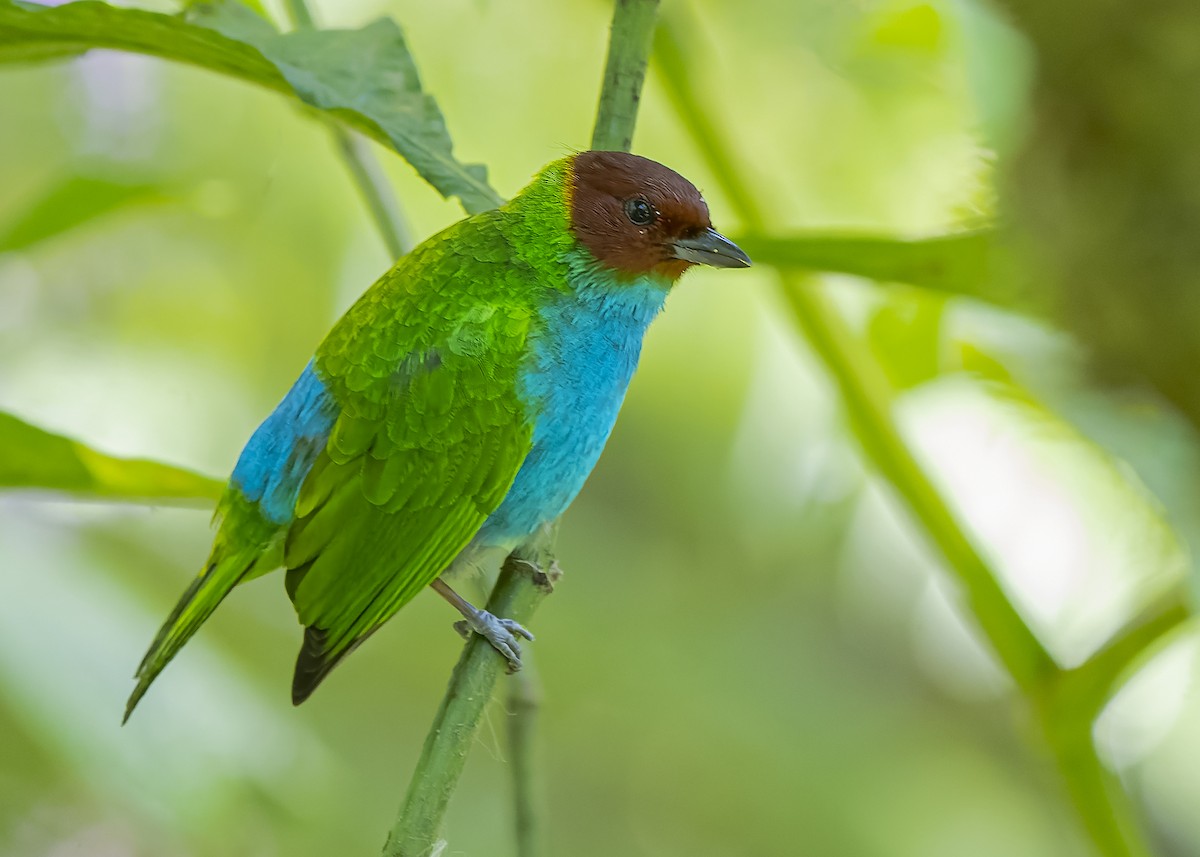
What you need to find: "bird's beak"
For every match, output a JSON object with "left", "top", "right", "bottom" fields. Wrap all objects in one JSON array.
[{"left": 672, "top": 228, "right": 752, "bottom": 269}]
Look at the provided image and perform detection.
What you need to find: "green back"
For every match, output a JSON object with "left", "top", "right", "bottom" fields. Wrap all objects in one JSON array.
[{"left": 285, "top": 160, "right": 576, "bottom": 697}]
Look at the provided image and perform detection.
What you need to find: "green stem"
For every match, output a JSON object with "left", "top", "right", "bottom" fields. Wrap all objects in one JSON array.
[
  {"left": 282, "top": 0, "right": 314, "bottom": 29},
  {"left": 651, "top": 14, "right": 759, "bottom": 221},
  {"left": 283, "top": 0, "right": 411, "bottom": 260},
  {"left": 731, "top": 230, "right": 999, "bottom": 306},
  {"left": 653, "top": 7, "right": 1160, "bottom": 856},
  {"left": 383, "top": 556, "right": 557, "bottom": 857},
  {"left": 591, "top": 0, "right": 661, "bottom": 152},
  {"left": 508, "top": 659, "right": 544, "bottom": 857},
  {"left": 1067, "top": 593, "right": 1192, "bottom": 720},
  {"left": 383, "top": 0, "right": 658, "bottom": 850},
  {"left": 333, "top": 130, "right": 412, "bottom": 259},
  {"left": 653, "top": 4, "right": 1051, "bottom": 690},
  {"left": 1036, "top": 684, "right": 1154, "bottom": 857},
  {"left": 1036, "top": 594, "right": 1191, "bottom": 857},
  {"left": 776, "top": 274, "right": 1053, "bottom": 689}
]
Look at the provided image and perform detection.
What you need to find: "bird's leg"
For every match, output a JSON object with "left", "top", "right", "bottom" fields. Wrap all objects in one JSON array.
[{"left": 430, "top": 578, "right": 535, "bottom": 673}]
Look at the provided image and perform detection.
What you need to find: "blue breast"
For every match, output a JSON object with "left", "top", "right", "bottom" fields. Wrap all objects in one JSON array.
[
  {"left": 230, "top": 360, "right": 339, "bottom": 525},
  {"left": 477, "top": 252, "right": 670, "bottom": 546}
]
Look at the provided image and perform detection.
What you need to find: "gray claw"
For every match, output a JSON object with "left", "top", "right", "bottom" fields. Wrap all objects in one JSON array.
[{"left": 456, "top": 610, "right": 535, "bottom": 672}]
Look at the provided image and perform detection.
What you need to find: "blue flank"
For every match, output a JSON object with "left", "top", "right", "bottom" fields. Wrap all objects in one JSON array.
[
  {"left": 231, "top": 360, "right": 339, "bottom": 525},
  {"left": 477, "top": 248, "right": 671, "bottom": 547}
]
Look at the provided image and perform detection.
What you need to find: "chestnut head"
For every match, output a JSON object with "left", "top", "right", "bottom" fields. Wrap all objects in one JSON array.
[{"left": 568, "top": 151, "right": 750, "bottom": 281}]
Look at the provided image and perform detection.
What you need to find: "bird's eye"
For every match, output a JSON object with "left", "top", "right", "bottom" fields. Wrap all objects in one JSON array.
[{"left": 624, "top": 197, "right": 656, "bottom": 227}]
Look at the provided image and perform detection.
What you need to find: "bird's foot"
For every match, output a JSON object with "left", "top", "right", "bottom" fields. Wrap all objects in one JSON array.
[{"left": 453, "top": 610, "right": 535, "bottom": 673}]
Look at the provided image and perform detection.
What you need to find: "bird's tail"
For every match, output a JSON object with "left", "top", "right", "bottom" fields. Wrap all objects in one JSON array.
[{"left": 123, "top": 547, "right": 259, "bottom": 723}]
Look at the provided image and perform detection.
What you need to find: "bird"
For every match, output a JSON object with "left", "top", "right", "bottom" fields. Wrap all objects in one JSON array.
[{"left": 124, "top": 151, "right": 750, "bottom": 721}]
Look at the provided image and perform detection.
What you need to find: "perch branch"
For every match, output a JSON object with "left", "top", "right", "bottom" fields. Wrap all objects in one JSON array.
[
  {"left": 383, "top": 0, "right": 659, "bottom": 853},
  {"left": 383, "top": 554, "right": 559, "bottom": 856}
]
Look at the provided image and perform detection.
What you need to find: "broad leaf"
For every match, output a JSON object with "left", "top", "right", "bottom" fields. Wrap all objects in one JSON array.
[
  {"left": 0, "top": 175, "right": 161, "bottom": 253},
  {"left": 0, "top": 0, "right": 502, "bottom": 214},
  {"left": 0, "top": 412, "right": 224, "bottom": 505}
]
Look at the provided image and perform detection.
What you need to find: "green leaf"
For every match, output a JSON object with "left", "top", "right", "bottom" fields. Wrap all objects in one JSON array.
[
  {"left": 0, "top": 175, "right": 161, "bottom": 253},
  {"left": 0, "top": 412, "right": 224, "bottom": 506},
  {"left": 866, "top": 290, "right": 947, "bottom": 390},
  {"left": 0, "top": 0, "right": 502, "bottom": 214},
  {"left": 736, "top": 230, "right": 995, "bottom": 298}
]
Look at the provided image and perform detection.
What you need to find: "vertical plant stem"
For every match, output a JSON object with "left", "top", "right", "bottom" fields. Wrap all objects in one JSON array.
[
  {"left": 508, "top": 659, "right": 544, "bottom": 857},
  {"left": 591, "top": 0, "right": 661, "bottom": 152},
  {"left": 333, "top": 131, "right": 412, "bottom": 259},
  {"left": 652, "top": 7, "right": 1158, "bottom": 856},
  {"left": 283, "top": 0, "right": 412, "bottom": 260},
  {"left": 282, "top": 0, "right": 314, "bottom": 28},
  {"left": 383, "top": 556, "right": 556, "bottom": 857},
  {"left": 383, "top": 1, "right": 659, "bottom": 852}
]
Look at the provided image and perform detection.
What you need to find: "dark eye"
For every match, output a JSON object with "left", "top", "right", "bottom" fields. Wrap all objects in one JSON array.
[{"left": 624, "top": 197, "right": 656, "bottom": 226}]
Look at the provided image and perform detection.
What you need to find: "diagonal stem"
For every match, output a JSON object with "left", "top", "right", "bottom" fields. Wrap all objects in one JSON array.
[
  {"left": 283, "top": 0, "right": 411, "bottom": 260},
  {"left": 653, "top": 2, "right": 1052, "bottom": 694},
  {"left": 652, "top": 6, "right": 1161, "bottom": 856},
  {"left": 383, "top": 554, "right": 557, "bottom": 857}
]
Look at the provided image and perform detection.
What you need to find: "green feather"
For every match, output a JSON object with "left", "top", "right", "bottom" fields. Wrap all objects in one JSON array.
[
  {"left": 128, "top": 158, "right": 579, "bottom": 714},
  {"left": 282, "top": 182, "right": 578, "bottom": 701},
  {"left": 124, "top": 490, "right": 282, "bottom": 722}
]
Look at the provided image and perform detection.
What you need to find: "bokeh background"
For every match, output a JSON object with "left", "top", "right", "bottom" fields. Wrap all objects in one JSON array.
[{"left": 4, "top": 0, "right": 1200, "bottom": 855}]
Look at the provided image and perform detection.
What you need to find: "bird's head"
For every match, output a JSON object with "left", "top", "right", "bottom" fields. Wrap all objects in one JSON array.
[{"left": 567, "top": 151, "right": 751, "bottom": 281}]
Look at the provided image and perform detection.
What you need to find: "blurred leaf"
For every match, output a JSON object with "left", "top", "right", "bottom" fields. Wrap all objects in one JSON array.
[
  {"left": 866, "top": 290, "right": 946, "bottom": 390},
  {"left": 736, "top": 230, "right": 996, "bottom": 298},
  {"left": 0, "top": 38, "right": 82, "bottom": 63},
  {"left": 0, "top": 175, "right": 161, "bottom": 253},
  {"left": 864, "top": 3, "right": 944, "bottom": 55},
  {"left": 0, "top": 411, "right": 223, "bottom": 505},
  {"left": 957, "top": 341, "right": 1020, "bottom": 387},
  {"left": 0, "top": 0, "right": 502, "bottom": 214}
]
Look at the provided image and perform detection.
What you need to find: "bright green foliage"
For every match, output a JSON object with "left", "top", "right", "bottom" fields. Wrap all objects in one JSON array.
[
  {"left": 866, "top": 290, "right": 947, "bottom": 391},
  {"left": 0, "top": 0, "right": 501, "bottom": 213},
  {"left": 0, "top": 412, "right": 223, "bottom": 504},
  {"left": 0, "top": 174, "right": 161, "bottom": 253},
  {"left": 4, "top": 2, "right": 1200, "bottom": 856},
  {"left": 656, "top": 8, "right": 1188, "bottom": 856},
  {"left": 737, "top": 230, "right": 994, "bottom": 301}
]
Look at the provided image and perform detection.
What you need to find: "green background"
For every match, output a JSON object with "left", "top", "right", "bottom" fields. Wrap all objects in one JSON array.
[{"left": 3, "top": 1, "right": 1199, "bottom": 855}]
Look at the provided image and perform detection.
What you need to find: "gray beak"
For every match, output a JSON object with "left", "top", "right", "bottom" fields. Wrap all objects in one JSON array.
[{"left": 672, "top": 228, "right": 752, "bottom": 269}]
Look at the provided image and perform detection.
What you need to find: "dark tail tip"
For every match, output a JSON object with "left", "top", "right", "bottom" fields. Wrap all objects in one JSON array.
[
  {"left": 292, "top": 625, "right": 336, "bottom": 706},
  {"left": 291, "top": 624, "right": 373, "bottom": 705}
]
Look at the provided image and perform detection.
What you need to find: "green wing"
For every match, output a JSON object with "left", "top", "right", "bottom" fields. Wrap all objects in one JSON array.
[{"left": 284, "top": 214, "right": 537, "bottom": 702}]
